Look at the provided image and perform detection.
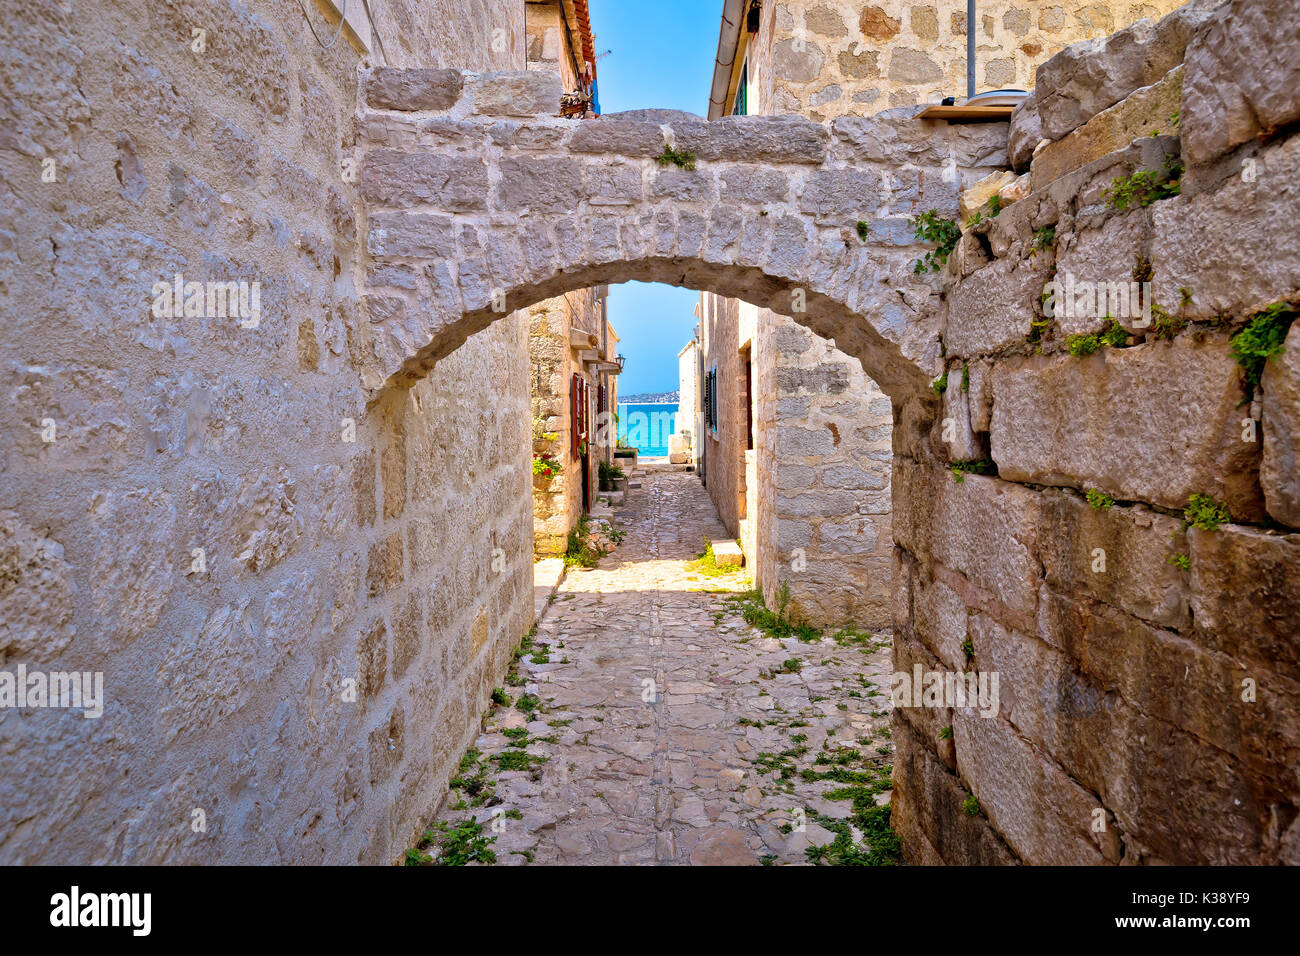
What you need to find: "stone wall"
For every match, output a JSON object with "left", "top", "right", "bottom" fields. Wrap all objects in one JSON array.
[
  {"left": 700, "top": 294, "right": 751, "bottom": 540},
  {"left": 740, "top": 0, "right": 1189, "bottom": 121},
  {"left": 0, "top": 0, "right": 534, "bottom": 864},
  {"left": 528, "top": 287, "right": 605, "bottom": 554},
  {"left": 758, "top": 316, "right": 894, "bottom": 629},
  {"left": 891, "top": 0, "right": 1300, "bottom": 864}
]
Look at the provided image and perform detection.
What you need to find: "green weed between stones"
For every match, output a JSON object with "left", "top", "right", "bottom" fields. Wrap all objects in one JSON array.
[
  {"left": 1066, "top": 318, "right": 1130, "bottom": 356},
  {"left": 405, "top": 817, "right": 497, "bottom": 867},
  {"left": 910, "top": 210, "right": 961, "bottom": 274},
  {"left": 1103, "top": 158, "right": 1183, "bottom": 210},
  {"left": 1183, "top": 493, "right": 1231, "bottom": 532},
  {"left": 932, "top": 371, "right": 948, "bottom": 394},
  {"left": 948, "top": 458, "right": 995, "bottom": 484},
  {"left": 654, "top": 144, "right": 697, "bottom": 170},
  {"left": 1086, "top": 488, "right": 1115, "bottom": 512},
  {"left": 962, "top": 793, "right": 981, "bottom": 817},
  {"left": 1230, "top": 302, "right": 1296, "bottom": 392},
  {"left": 805, "top": 803, "right": 902, "bottom": 866}
]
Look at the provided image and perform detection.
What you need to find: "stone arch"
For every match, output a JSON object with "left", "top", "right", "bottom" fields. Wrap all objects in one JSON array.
[{"left": 355, "top": 68, "right": 1009, "bottom": 402}]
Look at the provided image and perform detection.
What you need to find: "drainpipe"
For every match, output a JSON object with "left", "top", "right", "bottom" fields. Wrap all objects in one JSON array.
[
  {"left": 708, "top": 0, "right": 746, "bottom": 120},
  {"left": 967, "top": 0, "right": 976, "bottom": 100}
]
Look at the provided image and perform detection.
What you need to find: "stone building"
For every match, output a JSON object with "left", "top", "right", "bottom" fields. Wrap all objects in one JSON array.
[
  {"left": 528, "top": 285, "right": 622, "bottom": 554},
  {"left": 524, "top": 3, "right": 622, "bottom": 554},
  {"left": 693, "top": 0, "right": 1187, "bottom": 630},
  {"left": 0, "top": 0, "right": 543, "bottom": 865}
]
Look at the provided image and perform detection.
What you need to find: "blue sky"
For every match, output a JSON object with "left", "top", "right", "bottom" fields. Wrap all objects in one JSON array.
[{"left": 591, "top": 0, "right": 721, "bottom": 396}]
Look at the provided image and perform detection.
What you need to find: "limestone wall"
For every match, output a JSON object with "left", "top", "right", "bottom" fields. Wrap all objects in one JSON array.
[
  {"left": 758, "top": 316, "right": 894, "bottom": 629},
  {"left": 529, "top": 287, "right": 606, "bottom": 554},
  {"left": 892, "top": 0, "right": 1300, "bottom": 864},
  {"left": 740, "top": 0, "right": 1189, "bottom": 121},
  {"left": 0, "top": 0, "right": 533, "bottom": 863}
]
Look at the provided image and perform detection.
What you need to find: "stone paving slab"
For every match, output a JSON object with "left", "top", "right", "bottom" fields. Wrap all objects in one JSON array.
[{"left": 419, "top": 471, "right": 897, "bottom": 866}]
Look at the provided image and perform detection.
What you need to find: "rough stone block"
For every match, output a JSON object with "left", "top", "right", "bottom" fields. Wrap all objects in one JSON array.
[
  {"left": 1151, "top": 134, "right": 1300, "bottom": 320},
  {"left": 1032, "top": 66, "right": 1183, "bottom": 191},
  {"left": 954, "top": 711, "right": 1110, "bottom": 865},
  {"left": 711, "top": 540, "right": 744, "bottom": 567},
  {"left": 1035, "top": 0, "right": 1217, "bottom": 141},
  {"left": 364, "top": 68, "right": 464, "bottom": 111},
  {"left": 1039, "top": 490, "right": 1189, "bottom": 631},
  {"left": 568, "top": 119, "right": 663, "bottom": 157},
  {"left": 671, "top": 115, "right": 830, "bottom": 165},
  {"left": 945, "top": 258, "right": 1051, "bottom": 358},
  {"left": 1182, "top": 0, "right": 1300, "bottom": 167},
  {"left": 1007, "top": 90, "right": 1041, "bottom": 174},
  {"left": 1189, "top": 524, "right": 1300, "bottom": 685},
  {"left": 471, "top": 71, "right": 562, "bottom": 116},
  {"left": 361, "top": 150, "right": 487, "bottom": 211},
  {"left": 1262, "top": 321, "right": 1300, "bottom": 527},
  {"left": 891, "top": 713, "right": 1018, "bottom": 865},
  {"left": 496, "top": 156, "right": 582, "bottom": 212},
  {"left": 990, "top": 342, "right": 1265, "bottom": 519}
]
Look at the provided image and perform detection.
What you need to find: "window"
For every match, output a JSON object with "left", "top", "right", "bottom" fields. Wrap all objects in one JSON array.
[
  {"left": 704, "top": 367, "right": 718, "bottom": 435},
  {"left": 733, "top": 60, "right": 748, "bottom": 116}
]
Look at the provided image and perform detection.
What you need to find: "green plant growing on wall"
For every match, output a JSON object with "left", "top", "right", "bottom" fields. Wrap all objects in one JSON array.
[
  {"left": 960, "top": 364, "right": 970, "bottom": 392},
  {"left": 932, "top": 371, "right": 948, "bottom": 394},
  {"left": 961, "top": 636, "right": 975, "bottom": 662},
  {"left": 1065, "top": 318, "right": 1129, "bottom": 356},
  {"left": 1085, "top": 488, "right": 1115, "bottom": 511},
  {"left": 1103, "top": 158, "right": 1183, "bottom": 210},
  {"left": 655, "top": 144, "right": 697, "bottom": 170},
  {"left": 1230, "top": 302, "right": 1296, "bottom": 391},
  {"left": 1183, "top": 493, "right": 1231, "bottom": 532},
  {"left": 405, "top": 817, "right": 497, "bottom": 867},
  {"left": 532, "top": 452, "right": 564, "bottom": 479},
  {"left": 1031, "top": 225, "right": 1056, "bottom": 256},
  {"left": 1167, "top": 551, "right": 1192, "bottom": 571},
  {"left": 948, "top": 459, "right": 994, "bottom": 484},
  {"left": 938, "top": 725, "right": 954, "bottom": 740},
  {"left": 962, "top": 793, "right": 981, "bottom": 817},
  {"left": 910, "top": 210, "right": 961, "bottom": 273},
  {"left": 856, "top": 220, "right": 870, "bottom": 242}
]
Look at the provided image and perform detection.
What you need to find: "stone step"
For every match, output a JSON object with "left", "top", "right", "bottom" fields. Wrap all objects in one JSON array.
[{"left": 711, "top": 540, "right": 745, "bottom": 567}]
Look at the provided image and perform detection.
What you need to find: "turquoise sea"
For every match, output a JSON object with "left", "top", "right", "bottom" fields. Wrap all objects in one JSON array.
[{"left": 617, "top": 402, "right": 678, "bottom": 458}]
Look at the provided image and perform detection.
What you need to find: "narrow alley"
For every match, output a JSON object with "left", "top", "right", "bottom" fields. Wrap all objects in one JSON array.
[{"left": 413, "top": 471, "right": 898, "bottom": 866}]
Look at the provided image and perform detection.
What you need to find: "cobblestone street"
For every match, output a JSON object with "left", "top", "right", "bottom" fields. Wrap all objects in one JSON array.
[{"left": 418, "top": 471, "right": 898, "bottom": 865}]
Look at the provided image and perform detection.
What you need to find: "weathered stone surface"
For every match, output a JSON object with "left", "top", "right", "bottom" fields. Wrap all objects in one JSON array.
[
  {"left": 1035, "top": 0, "right": 1218, "bottom": 141},
  {"left": 1182, "top": 0, "right": 1300, "bottom": 167},
  {"left": 1007, "top": 90, "right": 1041, "bottom": 173},
  {"left": 1151, "top": 134, "right": 1300, "bottom": 319},
  {"left": 954, "top": 712, "right": 1109, "bottom": 865},
  {"left": 944, "top": 258, "right": 1050, "bottom": 357},
  {"left": 891, "top": 713, "right": 1018, "bottom": 865},
  {"left": 496, "top": 156, "right": 583, "bottom": 212},
  {"left": 568, "top": 119, "right": 663, "bottom": 157},
  {"left": 1039, "top": 490, "right": 1189, "bottom": 630},
  {"left": 360, "top": 150, "right": 488, "bottom": 210},
  {"left": 1032, "top": 66, "right": 1183, "bottom": 190},
  {"left": 1262, "top": 322, "right": 1300, "bottom": 528},
  {"left": 1053, "top": 208, "right": 1150, "bottom": 336},
  {"left": 471, "top": 71, "right": 562, "bottom": 116},
  {"left": 364, "top": 68, "right": 464, "bottom": 111},
  {"left": 990, "top": 343, "right": 1264, "bottom": 518},
  {"left": 1189, "top": 524, "right": 1300, "bottom": 685},
  {"left": 366, "top": 212, "right": 457, "bottom": 259},
  {"left": 672, "top": 116, "right": 831, "bottom": 165}
]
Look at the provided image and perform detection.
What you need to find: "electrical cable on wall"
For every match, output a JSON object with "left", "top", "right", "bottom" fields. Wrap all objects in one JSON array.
[
  {"left": 297, "top": 0, "right": 348, "bottom": 49},
  {"left": 360, "top": 0, "right": 390, "bottom": 64}
]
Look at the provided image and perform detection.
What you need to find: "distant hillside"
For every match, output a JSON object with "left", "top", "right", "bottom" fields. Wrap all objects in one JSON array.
[{"left": 620, "top": 391, "right": 679, "bottom": 404}]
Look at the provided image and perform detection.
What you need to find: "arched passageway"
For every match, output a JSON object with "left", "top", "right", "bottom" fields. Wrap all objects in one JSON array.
[{"left": 355, "top": 67, "right": 1007, "bottom": 402}]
